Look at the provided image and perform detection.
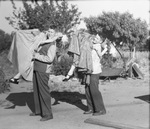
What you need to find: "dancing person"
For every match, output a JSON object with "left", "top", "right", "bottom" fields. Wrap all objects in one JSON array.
[
  {"left": 64, "top": 20, "right": 107, "bottom": 116},
  {"left": 8, "top": 29, "right": 47, "bottom": 84},
  {"left": 83, "top": 35, "right": 107, "bottom": 116},
  {"left": 8, "top": 29, "right": 63, "bottom": 84},
  {"left": 29, "top": 29, "right": 62, "bottom": 121}
]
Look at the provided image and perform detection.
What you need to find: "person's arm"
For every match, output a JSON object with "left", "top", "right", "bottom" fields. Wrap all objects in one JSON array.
[
  {"left": 93, "top": 43, "right": 108, "bottom": 58},
  {"left": 94, "top": 45, "right": 102, "bottom": 58},
  {"left": 100, "top": 38, "right": 108, "bottom": 56},
  {"left": 62, "top": 64, "right": 76, "bottom": 81},
  {"left": 101, "top": 46, "right": 108, "bottom": 56},
  {"left": 33, "top": 42, "right": 56, "bottom": 63},
  {"left": 68, "top": 65, "right": 76, "bottom": 75},
  {"left": 40, "top": 39, "right": 55, "bottom": 44}
]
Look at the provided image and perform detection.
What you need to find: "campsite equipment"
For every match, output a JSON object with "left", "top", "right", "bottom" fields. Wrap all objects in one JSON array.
[
  {"left": 101, "top": 67, "right": 125, "bottom": 81},
  {"left": 100, "top": 41, "right": 144, "bottom": 81},
  {"left": 128, "top": 62, "right": 144, "bottom": 79},
  {"left": 100, "top": 41, "right": 127, "bottom": 81}
]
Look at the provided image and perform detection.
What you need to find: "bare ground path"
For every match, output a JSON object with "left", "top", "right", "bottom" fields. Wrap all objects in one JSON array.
[{"left": 0, "top": 74, "right": 149, "bottom": 129}]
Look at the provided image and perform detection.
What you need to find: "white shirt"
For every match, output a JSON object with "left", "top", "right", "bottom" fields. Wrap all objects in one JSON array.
[{"left": 92, "top": 43, "right": 107, "bottom": 74}]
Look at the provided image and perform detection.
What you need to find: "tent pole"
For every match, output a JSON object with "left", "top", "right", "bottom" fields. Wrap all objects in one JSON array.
[{"left": 110, "top": 42, "right": 127, "bottom": 74}]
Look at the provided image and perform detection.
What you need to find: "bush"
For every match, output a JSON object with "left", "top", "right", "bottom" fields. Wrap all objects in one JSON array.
[
  {"left": 52, "top": 54, "right": 73, "bottom": 76},
  {"left": 0, "top": 29, "right": 12, "bottom": 53},
  {"left": 0, "top": 68, "right": 10, "bottom": 94}
]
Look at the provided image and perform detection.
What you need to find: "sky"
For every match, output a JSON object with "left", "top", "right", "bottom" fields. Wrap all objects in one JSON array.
[{"left": 0, "top": 0, "right": 149, "bottom": 34}]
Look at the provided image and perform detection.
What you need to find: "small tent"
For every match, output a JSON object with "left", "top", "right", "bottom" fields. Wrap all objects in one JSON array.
[{"left": 128, "top": 62, "right": 144, "bottom": 79}]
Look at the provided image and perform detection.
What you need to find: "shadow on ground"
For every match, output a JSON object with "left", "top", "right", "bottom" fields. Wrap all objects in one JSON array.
[
  {"left": 3, "top": 91, "right": 87, "bottom": 112},
  {"left": 4, "top": 92, "right": 35, "bottom": 112},
  {"left": 51, "top": 91, "right": 87, "bottom": 111},
  {"left": 135, "top": 94, "right": 150, "bottom": 103}
]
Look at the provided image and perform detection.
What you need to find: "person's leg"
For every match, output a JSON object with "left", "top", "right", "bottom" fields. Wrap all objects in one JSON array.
[
  {"left": 31, "top": 71, "right": 41, "bottom": 116},
  {"left": 36, "top": 71, "right": 53, "bottom": 121},
  {"left": 9, "top": 73, "right": 21, "bottom": 84},
  {"left": 84, "top": 84, "right": 94, "bottom": 114},
  {"left": 90, "top": 74, "right": 106, "bottom": 114},
  {"left": 13, "top": 73, "right": 21, "bottom": 79}
]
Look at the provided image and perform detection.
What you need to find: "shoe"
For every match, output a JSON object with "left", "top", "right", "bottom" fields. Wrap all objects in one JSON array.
[
  {"left": 40, "top": 115, "right": 53, "bottom": 121},
  {"left": 83, "top": 110, "right": 93, "bottom": 114},
  {"left": 9, "top": 78, "right": 19, "bottom": 84},
  {"left": 29, "top": 113, "right": 40, "bottom": 116},
  {"left": 93, "top": 110, "right": 106, "bottom": 116}
]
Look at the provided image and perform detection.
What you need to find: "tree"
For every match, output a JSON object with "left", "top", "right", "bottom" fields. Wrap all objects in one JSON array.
[
  {"left": 6, "top": 0, "right": 81, "bottom": 33},
  {"left": 85, "top": 11, "right": 148, "bottom": 53},
  {"left": 0, "top": 0, "right": 54, "bottom": 3},
  {"left": 0, "top": 29, "right": 12, "bottom": 53},
  {"left": 145, "top": 32, "right": 150, "bottom": 51},
  {"left": 119, "top": 12, "right": 148, "bottom": 52},
  {"left": 5, "top": 0, "right": 81, "bottom": 75}
]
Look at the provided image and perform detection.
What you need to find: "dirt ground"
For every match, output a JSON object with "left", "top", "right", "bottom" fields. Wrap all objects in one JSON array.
[{"left": 0, "top": 67, "right": 149, "bottom": 129}]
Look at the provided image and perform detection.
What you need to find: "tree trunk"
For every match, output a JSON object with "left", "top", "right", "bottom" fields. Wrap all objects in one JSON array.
[
  {"left": 132, "top": 46, "right": 136, "bottom": 58},
  {"left": 129, "top": 45, "right": 132, "bottom": 58}
]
